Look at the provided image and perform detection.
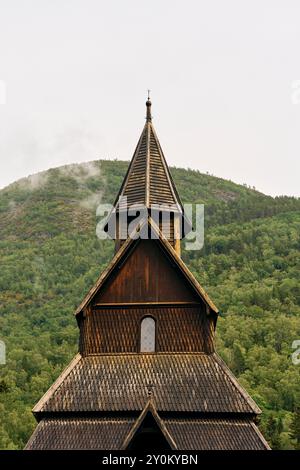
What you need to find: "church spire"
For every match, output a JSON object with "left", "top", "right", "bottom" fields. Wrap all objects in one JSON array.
[{"left": 107, "top": 97, "right": 191, "bottom": 255}]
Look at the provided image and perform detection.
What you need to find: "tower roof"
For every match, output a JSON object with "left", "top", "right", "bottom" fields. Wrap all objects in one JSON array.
[{"left": 113, "top": 98, "right": 184, "bottom": 213}]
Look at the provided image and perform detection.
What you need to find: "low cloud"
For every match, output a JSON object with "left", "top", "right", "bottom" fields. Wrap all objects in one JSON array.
[
  {"left": 17, "top": 171, "right": 49, "bottom": 191},
  {"left": 58, "top": 161, "right": 101, "bottom": 185},
  {"left": 80, "top": 191, "right": 103, "bottom": 210}
]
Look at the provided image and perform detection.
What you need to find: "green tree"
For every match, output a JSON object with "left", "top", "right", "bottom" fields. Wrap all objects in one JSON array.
[
  {"left": 290, "top": 408, "right": 300, "bottom": 449},
  {"left": 264, "top": 415, "right": 281, "bottom": 449},
  {"left": 231, "top": 343, "right": 246, "bottom": 375}
]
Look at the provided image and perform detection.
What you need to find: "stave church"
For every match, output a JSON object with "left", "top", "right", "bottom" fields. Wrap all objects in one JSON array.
[{"left": 25, "top": 98, "right": 270, "bottom": 450}]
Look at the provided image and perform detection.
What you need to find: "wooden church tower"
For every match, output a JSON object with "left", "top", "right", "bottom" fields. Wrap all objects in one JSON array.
[{"left": 26, "top": 99, "right": 269, "bottom": 450}]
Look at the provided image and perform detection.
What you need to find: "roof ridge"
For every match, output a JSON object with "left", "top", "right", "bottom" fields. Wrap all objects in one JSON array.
[
  {"left": 149, "top": 122, "right": 183, "bottom": 211},
  {"left": 249, "top": 420, "right": 271, "bottom": 449},
  {"left": 82, "top": 351, "right": 212, "bottom": 357},
  {"left": 32, "top": 353, "right": 82, "bottom": 415},
  {"left": 111, "top": 124, "right": 146, "bottom": 208},
  {"left": 145, "top": 121, "right": 150, "bottom": 207}
]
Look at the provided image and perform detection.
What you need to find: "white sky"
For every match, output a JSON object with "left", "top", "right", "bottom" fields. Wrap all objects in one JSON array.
[{"left": 0, "top": 0, "right": 299, "bottom": 196}]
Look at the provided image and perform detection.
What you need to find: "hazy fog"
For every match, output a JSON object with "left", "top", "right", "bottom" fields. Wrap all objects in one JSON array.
[{"left": 0, "top": 0, "right": 300, "bottom": 196}]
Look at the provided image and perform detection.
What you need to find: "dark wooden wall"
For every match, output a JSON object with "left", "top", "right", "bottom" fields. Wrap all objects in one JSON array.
[
  {"left": 94, "top": 240, "right": 199, "bottom": 304},
  {"left": 79, "top": 305, "right": 214, "bottom": 355},
  {"left": 79, "top": 239, "right": 215, "bottom": 356}
]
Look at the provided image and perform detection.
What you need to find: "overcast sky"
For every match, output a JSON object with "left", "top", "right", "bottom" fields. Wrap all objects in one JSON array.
[{"left": 0, "top": 0, "right": 299, "bottom": 196}]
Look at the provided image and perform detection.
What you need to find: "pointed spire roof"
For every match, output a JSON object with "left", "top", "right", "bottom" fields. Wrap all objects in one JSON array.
[{"left": 114, "top": 97, "right": 184, "bottom": 213}]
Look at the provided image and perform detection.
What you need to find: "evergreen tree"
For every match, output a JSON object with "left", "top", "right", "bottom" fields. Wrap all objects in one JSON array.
[
  {"left": 265, "top": 415, "right": 281, "bottom": 449},
  {"left": 290, "top": 408, "right": 300, "bottom": 450},
  {"left": 231, "top": 343, "right": 246, "bottom": 375}
]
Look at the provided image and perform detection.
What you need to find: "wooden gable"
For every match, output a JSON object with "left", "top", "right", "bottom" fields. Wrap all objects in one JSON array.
[
  {"left": 93, "top": 239, "right": 200, "bottom": 305},
  {"left": 75, "top": 216, "right": 218, "bottom": 317},
  {"left": 121, "top": 401, "right": 177, "bottom": 450}
]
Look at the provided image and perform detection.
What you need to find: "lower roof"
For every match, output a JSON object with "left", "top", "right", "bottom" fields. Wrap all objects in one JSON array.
[
  {"left": 33, "top": 352, "right": 260, "bottom": 415},
  {"left": 25, "top": 416, "right": 270, "bottom": 450},
  {"left": 165, "top": 417, "right": 270, "bottom": 450}
]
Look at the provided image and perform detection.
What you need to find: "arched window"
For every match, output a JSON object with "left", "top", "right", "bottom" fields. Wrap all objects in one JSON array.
[{"left": 140, "top": 317, "right": 156, "bottom": 352}]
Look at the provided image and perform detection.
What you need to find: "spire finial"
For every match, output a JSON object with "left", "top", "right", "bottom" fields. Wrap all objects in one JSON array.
[{"left": 146, "top": 90, "right": 152, "bottom": 122}]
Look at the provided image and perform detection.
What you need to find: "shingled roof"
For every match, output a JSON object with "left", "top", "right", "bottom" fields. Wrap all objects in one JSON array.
[
  {"left": 25, "top": 417, "right": 134, "bottom": 450},
  {"left": 164, "top": 417, "right": 270, "bottom": 450},
  {"left": 113, "top": 98, "right": 183, "bottom": 212},
  {"left": 33, "top": 353, "right": 260, "bottom": 416},
  {"left": 25, "top": 416, "right": 269, "bottom": 450}
]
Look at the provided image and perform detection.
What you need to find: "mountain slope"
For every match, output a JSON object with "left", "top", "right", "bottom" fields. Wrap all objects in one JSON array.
[{"left": 0, "top": 160, "right": 299, "bottom": 449}]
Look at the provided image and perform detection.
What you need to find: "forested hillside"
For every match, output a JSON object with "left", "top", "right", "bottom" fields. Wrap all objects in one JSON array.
[{"left": 0, "top": 159, "right": 299, "bottom": 449}]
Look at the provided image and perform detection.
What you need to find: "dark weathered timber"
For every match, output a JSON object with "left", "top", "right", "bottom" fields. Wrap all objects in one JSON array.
[
  {"left": 79, "top": 306, "right": 214, "bottom": 355},
  {"left": 25, "top": 416, "right": 268, "bottom": 450},
  {"left": 74, "top": 225, "right": 219, "bottom": 318},
  {"left": 164, "top": 418, "right": 270, "bottom": 450},
  {"left": 93, "top": 240, "right": 200, "bottom": 304},
  {"left": 33, "top": 354, "right": 260, "bottom": 415},
  {"left": 25, "top": 417, "right": 134, "bottom": 450}
]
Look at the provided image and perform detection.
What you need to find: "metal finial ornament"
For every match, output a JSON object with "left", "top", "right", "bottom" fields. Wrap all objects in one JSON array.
[{"left": 146, "top": 90, "right": 152, "bottom": 122}]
